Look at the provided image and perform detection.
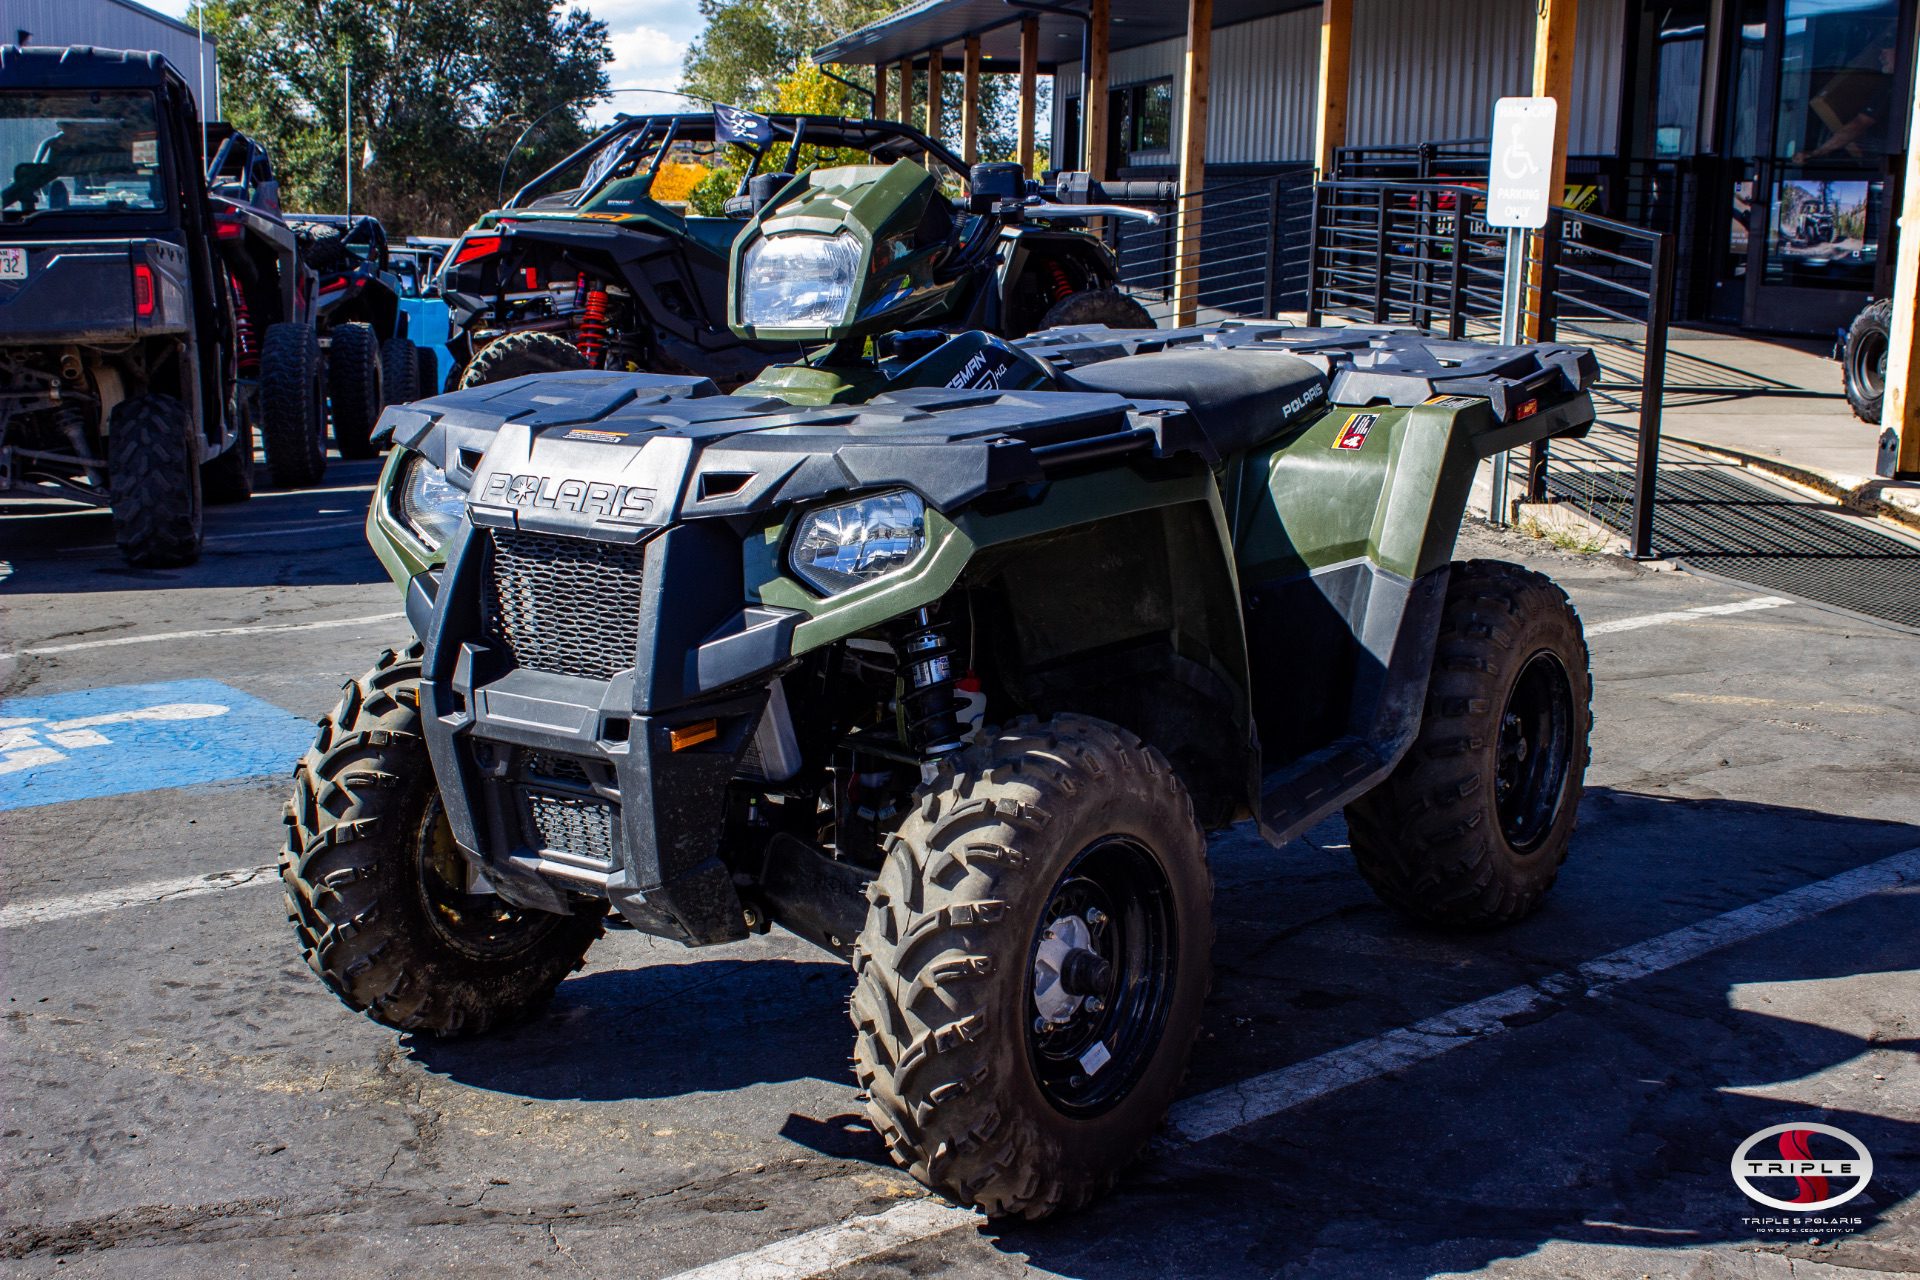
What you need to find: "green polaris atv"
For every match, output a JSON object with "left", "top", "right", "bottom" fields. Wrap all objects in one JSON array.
[{"left": 285, "top": 158, "right": 1599, "bottom": 1220}]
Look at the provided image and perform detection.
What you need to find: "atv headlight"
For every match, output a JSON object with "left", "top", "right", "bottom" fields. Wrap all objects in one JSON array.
[
  {"left": 740, "top": 232, "right": 862, "bottom": 328},
  {"left": 789, "top": 491, "right": 926, "bottom": 596},
  {"left": 396, "top": 452, "right": 464, "bottom": 550}
]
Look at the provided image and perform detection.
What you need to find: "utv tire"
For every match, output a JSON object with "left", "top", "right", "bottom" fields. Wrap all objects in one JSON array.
[
  {"left": 1345, "top": 559, "right": 1591, "bottom": 928},
  {"left": 852, "top": 714, "right": 1212, "bottom": 1220},
  {"left": 416, "top": 347, "right": 442, "bottom": 397},
  {"left": 459, "top": 331, "right": 590, "bottom": 388},
  {"left": 380, "top": 335, "right": 419, "bottom": 410},
  {"left": 282, "top": 645, "right": 604, "bottom": 1036},
  {"left": 1039, "top": 288, "right": 1155, "bottom": 332},
  {"left": 1842, "top": 298, "right": 1889, "bottom": 424},
  {"left": 108, "top": 393, "right": 202, "bottom": 568},
  {"left": 200, "top": 411, "right": 254, "bottom": 505},
  {"left": 328, "top": 321, "right": 384, "bottom": 459},
  {"left": 295, "top": 222, "right": 352, "bottom": 274},
  {"left": 260, "top": 321, "right": 328, "bottom": 487}
]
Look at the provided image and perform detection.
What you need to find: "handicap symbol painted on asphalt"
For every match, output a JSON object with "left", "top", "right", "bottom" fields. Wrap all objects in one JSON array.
[{"left": 0, "top": 679, "right": 317, "bottom": 810}]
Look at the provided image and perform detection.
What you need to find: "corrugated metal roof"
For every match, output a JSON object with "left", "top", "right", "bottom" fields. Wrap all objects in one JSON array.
[{"left": 816, "top": 0, "right": 1317, "bottom": 67}]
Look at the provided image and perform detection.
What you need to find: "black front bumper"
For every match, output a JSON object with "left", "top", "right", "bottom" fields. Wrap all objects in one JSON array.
[{"left": 411, "top": 515, "right": 801, "bottom": 946}]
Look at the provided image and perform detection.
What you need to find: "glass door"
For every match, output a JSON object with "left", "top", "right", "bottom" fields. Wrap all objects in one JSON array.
[{"left": 1744, "top": 0, "right": 1906, "bottom": 332}]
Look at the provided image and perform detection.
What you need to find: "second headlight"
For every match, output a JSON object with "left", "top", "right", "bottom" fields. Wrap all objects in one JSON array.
[
  {"left": 395, "top": 452, "right": 465, "bottom": 550},
  {"left": 789, "top": 490, "right": 926, "bottom": 596}
]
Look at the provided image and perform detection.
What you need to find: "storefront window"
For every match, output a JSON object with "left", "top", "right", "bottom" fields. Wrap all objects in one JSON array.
[{"left": 1765, "top": 0, "right": 1898, "bottom": 290}]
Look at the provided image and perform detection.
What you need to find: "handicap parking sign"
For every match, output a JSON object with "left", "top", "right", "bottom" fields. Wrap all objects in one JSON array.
[{"left": 0, "top": 679, "right": 318, "bottom": 810}]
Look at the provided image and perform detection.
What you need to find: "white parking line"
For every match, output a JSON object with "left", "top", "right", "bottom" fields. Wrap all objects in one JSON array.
[
  {"left": 1587, "top": 595, "right": 1791, "bottom": 636},
  {"left": 660, "top": 843, "right": 1920, "bottom": 1280},
  {"left": 18, "top": 611, "right": 405, "bottom": 656},
  {"left": 0, "top": 865, "right": 278, "bottom": 929}
]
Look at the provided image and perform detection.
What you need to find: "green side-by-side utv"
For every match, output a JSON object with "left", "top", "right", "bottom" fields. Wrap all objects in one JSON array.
[{"left": 285, "top": 157, "right": 1600, "bottom": 1219}]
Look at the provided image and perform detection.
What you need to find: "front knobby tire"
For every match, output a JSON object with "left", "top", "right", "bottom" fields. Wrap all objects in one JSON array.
[
  {"left": 1038, "top": 288, "right": 1156, "bottom": 333},
  {"left": 458, "top": 331, "right": 590, "bottom": 388},
  {"left": 851, "top": 714, "right": 1212, "bottom": 1220},
  {"left": 282, "top": 646, "right": 603, "bottom": 1036},
  {"left": 1346, "top": 559, "right": 1592, "bottom": 928}
]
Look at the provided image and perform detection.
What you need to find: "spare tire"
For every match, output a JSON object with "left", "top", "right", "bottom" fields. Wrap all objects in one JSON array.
[
  {"left": 1842, "top": 298, "right": 1890, "bottom": 425},
  {"left": 459, "top": 331, "right": 590, "bottom": 388}
]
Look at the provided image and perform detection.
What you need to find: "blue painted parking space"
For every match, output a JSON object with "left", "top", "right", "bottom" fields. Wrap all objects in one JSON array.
[{"left": 0, "top": 679, "right": 315, "bottom": 810}]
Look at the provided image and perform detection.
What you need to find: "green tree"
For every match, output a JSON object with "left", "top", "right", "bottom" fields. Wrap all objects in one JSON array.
[{"left": 195, "top": 0, "right": 612, "bottom": 235}]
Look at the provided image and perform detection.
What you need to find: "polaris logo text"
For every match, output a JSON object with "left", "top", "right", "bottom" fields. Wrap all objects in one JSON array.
[{"left": 482, "top": 472, "right": 656, "bottom": 521}]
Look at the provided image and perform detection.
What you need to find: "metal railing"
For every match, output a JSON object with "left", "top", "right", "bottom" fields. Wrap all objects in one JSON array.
[
  {"left": 1095, "top": 170, "right": 1317, "bottom": 323},
  {"left": 1306, "top": 178, "right": 1677, "bottom": 559}
]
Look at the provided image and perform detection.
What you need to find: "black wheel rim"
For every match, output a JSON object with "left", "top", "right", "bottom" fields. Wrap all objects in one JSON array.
[
  {"left": 1495, "top": 649, "right": 1575, "bottom": 853},
  {"left": 1025, "top": 837, "right": 1176, "bottom": 1117},
  {"left": 413, "top": 794, "right": 561, "bottom": 959},
  {"left": 1851, "top": 331, "right": 1887, "bottom": 398}
]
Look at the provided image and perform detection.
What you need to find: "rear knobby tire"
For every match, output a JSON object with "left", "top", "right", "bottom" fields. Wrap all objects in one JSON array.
[
  {"left": 1038, "top": 288, "right": 1156, "bottom": 333},
  {"left": 1842, "top": 298, "right": 1889, "bottom": 425},
  {"left": 458, "top": 331, "right": 589, "bottom": 388},
  {"left": 260, "top": 321, "right": 327, "bottom": 487},
  {"left": 381, "top": 335, "right": 419, "bottom": 409},
  {"left": 852, "top": 714, "right": 1212, "bottom": 1220},
  {"left": 328, "top": 321, "right": 384, "bottom": 459},
  {"left": 108, "top": 393, "right": 202, "bottom": 568},
  {"left": 1345, "top": 559, "right": 1592, "bottom": 927},
  {"left": 281, "top": 645, "right": 603, "bottom": 1036}
]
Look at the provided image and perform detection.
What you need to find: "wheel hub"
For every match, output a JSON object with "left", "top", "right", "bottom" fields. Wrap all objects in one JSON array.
[
  {"left": 1494, "top": 650, "right": 1575, "bottom": 852},
  {"left": 1032, "top": 913, "right": 1110, "bottom": 1025}
]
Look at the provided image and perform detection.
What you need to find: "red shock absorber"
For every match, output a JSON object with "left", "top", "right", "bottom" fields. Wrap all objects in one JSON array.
[
  {"left": 1044, "top": 258, "right": 1075, "bottom": 303},
  {"left": 576, "top": 287, "right": 610, "bottom": 368},
  {"left": 229, "top": 273, "right": 259, "bottom": 375}
]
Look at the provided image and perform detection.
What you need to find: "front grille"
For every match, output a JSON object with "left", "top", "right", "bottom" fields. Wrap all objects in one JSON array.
[
  {"left": 482, "top": 530, "right": 646, "bottom": 679},
  {"left": 521, "top": 788, "right": 617, "bottom": 867}
]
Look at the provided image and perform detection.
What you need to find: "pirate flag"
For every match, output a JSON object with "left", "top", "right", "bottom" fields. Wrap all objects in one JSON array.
[{"left": 714, "top": 104, "right": 775, "bottom": 147}]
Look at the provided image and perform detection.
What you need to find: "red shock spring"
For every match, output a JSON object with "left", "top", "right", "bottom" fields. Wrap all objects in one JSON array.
[
  {"left": 230, "top": 274, "right": 259, "bottom": 374},
  {"left": 1044, "top": 258, "right": 1075, "bottom": 303},
  {"left": 576, "top": 287, "right": 610, "bottom": 368}
]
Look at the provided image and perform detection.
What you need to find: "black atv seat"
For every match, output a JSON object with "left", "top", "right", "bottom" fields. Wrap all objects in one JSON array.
[{"left": 1056, "top": 348, "right": 1328, "bottom": 459}]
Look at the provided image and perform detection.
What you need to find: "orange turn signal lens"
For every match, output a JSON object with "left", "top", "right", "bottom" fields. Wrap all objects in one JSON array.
[{"left": 669, "top": 720, "right": 719, "bottom": 751}]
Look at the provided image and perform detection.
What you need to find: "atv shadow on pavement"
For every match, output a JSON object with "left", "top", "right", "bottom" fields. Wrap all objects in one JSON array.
[
  {"left": 0, "top": 458, "right": 388, "bottom": 594},
  {"left": 402, "top": 955, "right": 855, "bottom": 1102}
]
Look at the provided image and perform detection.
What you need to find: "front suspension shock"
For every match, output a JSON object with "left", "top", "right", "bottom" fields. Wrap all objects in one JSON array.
[{"left": 892, "top": 606, "right": 963, "bottom": 757}]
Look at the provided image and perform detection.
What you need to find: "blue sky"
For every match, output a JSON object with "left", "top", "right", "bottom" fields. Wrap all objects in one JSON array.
[{"left": 139, "top": 0, "right": 703, "bottom": 124}]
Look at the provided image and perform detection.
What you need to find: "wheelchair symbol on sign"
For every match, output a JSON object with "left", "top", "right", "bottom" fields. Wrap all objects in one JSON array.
[
  {"left": 0, "top": 702, "right": 229, "bottom": 775},
  {"left": 1500, "top": 141, "right": 1540, "bottom": 181}
]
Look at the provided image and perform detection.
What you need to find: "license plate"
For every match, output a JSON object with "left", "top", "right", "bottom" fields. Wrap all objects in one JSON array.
[{"left": 0, "top": 248, "right": 25, "bottom": 281}]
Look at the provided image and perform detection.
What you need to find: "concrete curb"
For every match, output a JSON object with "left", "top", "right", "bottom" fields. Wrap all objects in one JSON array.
[{"left": 1662, "top": 432, "right": 1920, "bottom": 535}]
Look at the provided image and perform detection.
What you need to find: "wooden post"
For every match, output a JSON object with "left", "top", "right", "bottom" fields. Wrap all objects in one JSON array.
[
  {"left": 1086, "top": 0, "right": 1112, "bottom": 178},
  {"left": 1311, "top": 0, "right": 1352, "bottom": 178},
  {"left": 1173, "top": 0, "right": 1212, "bottom": 325},
  {"left": 1017, "top": 17, "right": 1039, "bottom": 175},
  {"left": 897, "top": 56, "right": 913, "bottom": 125},
  {"left": 926, "top": 45, "right": 944, "bottom": 141},
  {"left": 961, "top": 36, "right": 983, "bottom": 164},
  {"left": 1885, "top": 18, "right": 1920, "bottom": 479},
  {"left": 1525, "top": 0, "right": 1578, "bottom": 340},
  {"left": 874, "top": 63, "right": 888, "bottom": 119}
]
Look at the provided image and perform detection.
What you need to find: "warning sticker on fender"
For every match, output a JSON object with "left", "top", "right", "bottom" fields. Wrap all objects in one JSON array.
[
  {"left": 1424, "top": 395, "right": 1482, "bottom": 408},
  {"left": 1333, "top": 412, "right": 1379, "bottom": 450},
  {"left": 563, "top": 428, "right": 630, "bottom": 443}
]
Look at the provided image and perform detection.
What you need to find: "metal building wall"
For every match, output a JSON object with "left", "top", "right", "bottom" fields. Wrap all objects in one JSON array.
[
  {"left": 1052, "top": 0, "right": 1625, "bottom": 169},
  {"left": 1346, "top": 0, "right": 1623, "bottom": 153},
  {"left": 8, "top": 0, "right": 220, "bottom": 116}
]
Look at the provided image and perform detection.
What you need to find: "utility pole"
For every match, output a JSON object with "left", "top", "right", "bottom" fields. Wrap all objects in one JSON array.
[{"left": 344, "top": 65, "right": 352, "bottom": 217}]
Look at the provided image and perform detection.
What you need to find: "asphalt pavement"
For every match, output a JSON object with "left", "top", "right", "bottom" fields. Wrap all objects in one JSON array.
[{"left": 2, "top": 465, "right": 1916, "bottom": 1279}]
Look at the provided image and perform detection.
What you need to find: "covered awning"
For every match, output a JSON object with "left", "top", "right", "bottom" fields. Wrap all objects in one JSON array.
[{"left": 814, "top": 0, "right": 1312, "bottom": 69}]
